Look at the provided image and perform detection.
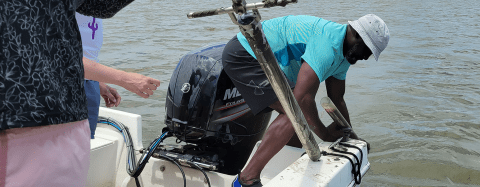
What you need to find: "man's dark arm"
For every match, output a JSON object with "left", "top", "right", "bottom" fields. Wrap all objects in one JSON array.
[
  {"left": 292, "top": 62, "right": 333, "bottom": 141},
  {"left": 325, "top": 76, "right": 359, "bottom": 139}
]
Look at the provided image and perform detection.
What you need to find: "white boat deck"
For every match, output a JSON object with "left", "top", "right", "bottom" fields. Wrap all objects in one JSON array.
[{"left": 87, "top": 107, "right": 369, "bottom": 187}]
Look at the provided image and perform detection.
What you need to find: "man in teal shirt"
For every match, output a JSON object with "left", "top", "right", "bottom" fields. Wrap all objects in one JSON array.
[
  {"left": 223, "top": 14, "right": 390, "bottom": 186},
  {"left": 237, "top": 15, "right": 351, "bottom": 84}
]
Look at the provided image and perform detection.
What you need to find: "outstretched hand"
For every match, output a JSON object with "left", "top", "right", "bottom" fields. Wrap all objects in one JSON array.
[
  {"left": 99, "top": 82, "right": 121, "bottom": 107},
  {"left": 121, "top": 72, "right": 161, "bottom": 98}
]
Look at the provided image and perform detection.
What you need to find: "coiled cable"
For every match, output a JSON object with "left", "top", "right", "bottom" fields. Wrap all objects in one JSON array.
[{"left": 98, "top": 117, "right": 184, "bottom": 187}]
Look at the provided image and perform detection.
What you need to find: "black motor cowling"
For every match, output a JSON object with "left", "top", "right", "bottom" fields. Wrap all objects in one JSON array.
[{"left": 164, "top": 43, "right": 272, "bottom": 175}]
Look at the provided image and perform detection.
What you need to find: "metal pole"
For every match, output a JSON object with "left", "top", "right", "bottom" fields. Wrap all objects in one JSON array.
[{"left": 236, "top": 12, "right": 321, "bottom": 161}]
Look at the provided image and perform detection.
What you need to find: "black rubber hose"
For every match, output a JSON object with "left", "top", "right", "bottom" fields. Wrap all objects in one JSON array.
[
  {"left": 189, "top": 162, "right": 211, "bottom": 187},
  {"left": 157, "top": 155, "right": 187, "bottom": 187}
]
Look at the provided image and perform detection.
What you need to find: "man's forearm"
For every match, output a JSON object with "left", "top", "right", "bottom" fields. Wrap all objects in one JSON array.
[
  {"left": 331, "top": 98, "right": 359, "bottom": 139},
  {"left": 296, "top": 94, "right": 329, "bottom": 141}
]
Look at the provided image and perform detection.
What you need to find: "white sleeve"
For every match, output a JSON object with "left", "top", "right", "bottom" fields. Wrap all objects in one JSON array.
[{"left": 75, "top": 13, "right": 104, "bottom": 63}]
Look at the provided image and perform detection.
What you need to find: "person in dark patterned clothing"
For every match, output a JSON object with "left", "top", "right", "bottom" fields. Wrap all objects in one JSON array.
[{"left": 0, "top": 0, "right": 137, "bottom": 186}]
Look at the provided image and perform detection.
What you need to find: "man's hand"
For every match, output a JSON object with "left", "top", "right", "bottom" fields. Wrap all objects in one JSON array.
[
  {"left": 99, "top": 82, "right": 121, "bottom": 107},
  {"left": 322, "top": 121, "right": 346, "bottom": 142},
  {"left": 326, "top": 122, "right": 370, "bottom": 152},
  {"left": 120, "top": 73, "right": 161, "bottom": 98}
]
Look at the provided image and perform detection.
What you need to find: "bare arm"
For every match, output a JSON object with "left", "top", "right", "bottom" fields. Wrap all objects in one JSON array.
[
  {"left": 83, "top": 57, "right": 160, "bottom": 98},
  {"left": 293, "top": 62, "right": 359, "bottom": 142},
  {"left": 325, "top": 76, "right": 359, "bottom": 139},
  {"left": 292, "top": 62, "right": 333, "bottom": 141}
]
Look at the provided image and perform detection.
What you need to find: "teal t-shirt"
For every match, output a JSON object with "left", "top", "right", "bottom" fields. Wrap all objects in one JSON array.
[{"left": 237, "top": 15, "right": 350, "bottom": 84}]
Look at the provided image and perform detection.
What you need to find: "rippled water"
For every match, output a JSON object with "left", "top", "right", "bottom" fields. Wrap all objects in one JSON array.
[{"left": 98, "top": 0, "right": 480, "bottom": 186}]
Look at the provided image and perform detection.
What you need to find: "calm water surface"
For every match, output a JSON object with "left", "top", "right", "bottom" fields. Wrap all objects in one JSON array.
[{"left": 98, "top": 0, "right": 480, "bottom": 186}]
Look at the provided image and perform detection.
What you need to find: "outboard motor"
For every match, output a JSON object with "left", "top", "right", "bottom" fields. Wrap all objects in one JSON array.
[{"left": 161, "top": 43, "right": 272, "bottom": 175}]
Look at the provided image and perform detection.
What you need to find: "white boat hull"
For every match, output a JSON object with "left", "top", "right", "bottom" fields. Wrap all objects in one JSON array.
[{"left": 87, "top": 107, "right": 369, "bottom": 187}]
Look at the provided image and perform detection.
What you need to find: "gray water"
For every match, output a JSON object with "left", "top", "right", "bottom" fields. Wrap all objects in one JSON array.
[{"left": 98, "top": 0, "right": 480, "bottom": 186}]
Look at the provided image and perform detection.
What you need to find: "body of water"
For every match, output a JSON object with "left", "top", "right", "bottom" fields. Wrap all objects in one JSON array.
[{"left": 98, "top": 0, "right": 480, "bottom": 186}]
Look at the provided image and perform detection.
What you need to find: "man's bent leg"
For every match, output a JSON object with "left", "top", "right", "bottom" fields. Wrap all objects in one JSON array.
[
  {"left": 286, "top": 133, "right": 303, "bottom": 148},
  {"left": 239, "top": 102, "right": 297, "bottom": 185}
]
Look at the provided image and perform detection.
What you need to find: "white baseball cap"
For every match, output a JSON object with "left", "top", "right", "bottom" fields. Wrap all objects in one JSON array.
[{"left": 348, "top": 14, "right": 390, "bottom": 61}]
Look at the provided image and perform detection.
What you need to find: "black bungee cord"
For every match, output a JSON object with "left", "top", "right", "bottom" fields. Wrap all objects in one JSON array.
[
  {"left": 340, "top": 142, "right": 364, "bottom": 171},
  {"left": 321, "top": 150, "right": 362, "bottom": 184},
  {"left": 300, "top": 140, "right": 364, "bottom": 184},
  {"left": 320, "top": 138, "right": 365, "bottom": 184},
  {"left": 327, "top": 147, "right": 362, "bottom": 184}
]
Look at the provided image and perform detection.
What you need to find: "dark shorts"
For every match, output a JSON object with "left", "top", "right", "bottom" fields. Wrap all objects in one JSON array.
[{"left": 222, "top": 36, "right": 295, "bottom": 115}]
